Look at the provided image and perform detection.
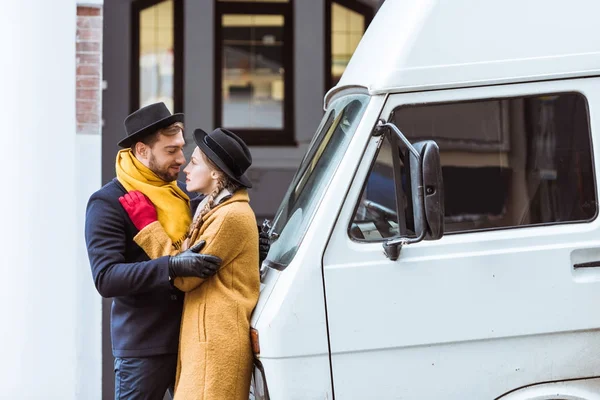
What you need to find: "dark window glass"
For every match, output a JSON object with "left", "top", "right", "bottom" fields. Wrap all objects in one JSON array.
[{"left": 350, "top": 93, "right": 597, "bottom": 240}]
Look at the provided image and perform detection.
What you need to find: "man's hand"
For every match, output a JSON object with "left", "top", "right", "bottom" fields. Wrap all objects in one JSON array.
[
  {"left": 118, "top": 190, "right": 157, "bottom": 231},
  {"left": 168, "top": 241, "right": 222, "bottom": 279}
]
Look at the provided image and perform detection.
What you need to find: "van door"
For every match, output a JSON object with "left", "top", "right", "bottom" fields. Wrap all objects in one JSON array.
[{"left": 322, "top": 78, "right": 600, "bottom": 399}]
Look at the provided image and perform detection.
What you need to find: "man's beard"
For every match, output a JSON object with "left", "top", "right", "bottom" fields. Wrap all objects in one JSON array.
[{"left": 148, "top": 153, "right": 179, "bottom": 182}]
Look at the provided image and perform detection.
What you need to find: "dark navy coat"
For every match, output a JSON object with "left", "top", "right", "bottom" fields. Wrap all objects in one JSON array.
[{"left": 85, "top": 178, "right": 200, "bottom": 357}]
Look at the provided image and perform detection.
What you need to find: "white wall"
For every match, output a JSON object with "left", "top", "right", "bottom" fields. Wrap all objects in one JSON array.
[
  {"left": 75, "top": 8, "right": 104, "bottom": 397},
  {"left": 76, "top": 134, "right": 103, "bottom": 399},
  {"left": 0, "top": 0, "right": 102, "bottom": 398}
]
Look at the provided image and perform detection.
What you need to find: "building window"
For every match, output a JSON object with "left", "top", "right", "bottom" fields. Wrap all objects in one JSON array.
[
  {"left": 350, "top": 93, "right": 597, "bottom": 241},
  {"left": 216, "top": 1, "right": 294, "bottom": 146},
  {"left": 132, "top": 0, "right": 183, "bottom": 113},
  {"left": 326, "top": 0, "right": 372, "bottom": 90}
]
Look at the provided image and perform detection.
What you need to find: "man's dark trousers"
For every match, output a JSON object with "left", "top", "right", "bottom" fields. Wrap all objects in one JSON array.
[{"left": 114, "top": 355, "right": 177, "bottom": 400}]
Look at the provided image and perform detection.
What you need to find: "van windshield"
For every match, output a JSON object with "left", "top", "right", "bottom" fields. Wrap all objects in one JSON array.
[{"left": 265, "top": 94, "right": 370, "bottom": 269}]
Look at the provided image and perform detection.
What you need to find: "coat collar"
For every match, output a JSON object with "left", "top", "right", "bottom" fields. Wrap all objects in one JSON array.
[
  {"left": 194, "top": 188, "right": 232, "bottom": 219},
  {"left": 201, "top": 189, "right": 249, "bottom": 221}
]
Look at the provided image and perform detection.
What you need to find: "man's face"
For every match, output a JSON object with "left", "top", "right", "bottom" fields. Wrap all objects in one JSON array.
[{"left": 138, "top": 132, "right": 186, "bottom": 182}]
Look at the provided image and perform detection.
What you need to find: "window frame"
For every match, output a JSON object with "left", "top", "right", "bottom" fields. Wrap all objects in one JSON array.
[
  {"left": 348, "top": 89, "right": 598, "bottom": 243},
  {"left": 130, "top": 0, "right": 184, "bottom": 113},
  {"left": 324, "top": 0, "right": 373, "bottom": 92},
  {"left": 214, "top": 0, "right": 295, "bottom": 146}
]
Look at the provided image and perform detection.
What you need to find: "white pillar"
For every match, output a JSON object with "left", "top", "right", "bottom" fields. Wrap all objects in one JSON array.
[
  {"left": 0, "top": 0, "right": 81, "bottom": 398},
  {"left": 76, "top": 134, "right": 103, "bottom": 399}
]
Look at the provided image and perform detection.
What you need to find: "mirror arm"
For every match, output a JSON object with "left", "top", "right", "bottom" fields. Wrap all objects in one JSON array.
[
  {"left": 375, "top": 120, "right": 428, "bottom": 261},
  {"left": 377, "top": 121, "right": 422, "bottom": 163}
]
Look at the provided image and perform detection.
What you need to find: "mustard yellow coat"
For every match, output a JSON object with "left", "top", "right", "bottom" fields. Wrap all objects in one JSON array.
[{"left": 134, "top": 189, "right": 259, "bottom": 400}]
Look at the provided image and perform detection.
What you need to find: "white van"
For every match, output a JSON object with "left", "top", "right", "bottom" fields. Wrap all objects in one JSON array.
[{"left": 250, "top": 0, "right": 600, "bottom": 398}]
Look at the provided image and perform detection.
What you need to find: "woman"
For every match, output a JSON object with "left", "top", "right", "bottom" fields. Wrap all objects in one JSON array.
[{"left": 119, "top": 127, "right": 259, "bottom": 400}]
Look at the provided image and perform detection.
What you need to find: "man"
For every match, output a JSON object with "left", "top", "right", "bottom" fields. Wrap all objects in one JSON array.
[{"left": 85, "top": 102, "right": 268, "bottom": 399}]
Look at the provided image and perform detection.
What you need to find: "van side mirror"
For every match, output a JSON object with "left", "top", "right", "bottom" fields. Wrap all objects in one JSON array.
[
  {"left": 375, "top": 121, "right": 445, "bottom": 261},
  {"left": 413, "top": 141, "right": 444, "bottom": 240}
]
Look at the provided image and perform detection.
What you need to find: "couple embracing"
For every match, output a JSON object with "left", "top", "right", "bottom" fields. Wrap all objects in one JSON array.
[{"left": 85, "top": 102, "right": 268, "bottom": 399}]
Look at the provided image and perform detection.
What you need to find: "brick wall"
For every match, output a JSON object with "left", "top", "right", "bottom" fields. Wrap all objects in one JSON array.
[{"left": 76, "top": 6, "right": 103, "bottom": 135}]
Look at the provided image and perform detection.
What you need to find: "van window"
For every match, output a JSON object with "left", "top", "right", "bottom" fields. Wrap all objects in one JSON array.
[
  {"left": 350, "top": 92, "right": 596, "bottom": 241},
  {"left": 267, "top": 94, "right": 370, "bottom": 268}
]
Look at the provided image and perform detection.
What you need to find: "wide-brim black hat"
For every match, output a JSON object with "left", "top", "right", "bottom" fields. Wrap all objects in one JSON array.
[
  {"left": 118, "top": 102, "right": 184, "bottom": 148},
  {"left": 193, "top": 128, "right": 253, "bottom": 188}
]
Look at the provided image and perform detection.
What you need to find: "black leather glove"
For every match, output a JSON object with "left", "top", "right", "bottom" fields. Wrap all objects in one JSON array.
[
  {"left": 258, "top": 226, "right": 271, "bottom": 264},
  {"left": 168, "top": 241, "right": 221, "bottom": 279}
]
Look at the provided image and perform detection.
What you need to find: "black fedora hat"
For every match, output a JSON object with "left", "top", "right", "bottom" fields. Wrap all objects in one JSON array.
[
  {"left": 193, "top": 128, "right": 253, "bottom": 188},
  {"left": 118, "top": 102, "right": 184, "bottom": 148}
]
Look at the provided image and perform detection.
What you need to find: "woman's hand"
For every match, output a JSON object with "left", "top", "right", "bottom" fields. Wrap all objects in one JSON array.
[{"left": 118, "top": 190, "right": 158, "bottom": 231}]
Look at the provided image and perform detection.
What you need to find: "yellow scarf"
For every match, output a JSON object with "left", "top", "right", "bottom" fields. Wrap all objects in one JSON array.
[{"left": 115, "top": 149, "right": 191, "bottom": 249}]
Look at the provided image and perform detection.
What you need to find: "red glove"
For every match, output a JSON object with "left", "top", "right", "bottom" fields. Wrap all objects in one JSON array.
[{"left": 118, "top": 190, "right": 158, "bottom": 231}]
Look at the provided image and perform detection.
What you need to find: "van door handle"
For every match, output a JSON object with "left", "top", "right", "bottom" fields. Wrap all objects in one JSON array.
[{"left": 573, "top": 261, "right": 600, "bottom": 269}]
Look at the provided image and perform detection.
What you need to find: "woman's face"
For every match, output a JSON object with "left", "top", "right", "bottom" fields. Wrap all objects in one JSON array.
[{"left": 183, "top": 147, "right": 219, "bottom": 194}]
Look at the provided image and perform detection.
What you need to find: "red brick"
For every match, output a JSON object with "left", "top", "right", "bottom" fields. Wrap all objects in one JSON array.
[
  {"left": 77, "top": 88, "right": 100, "bottom": 100},
  {"left": 77, "top": 100, "right": 99, "bottom": 113},
  {"left": 77, "top": 29, "right": 102, "bottom": 42},
  {"left": 77, "top": 64, "right": 101, "bottom": 76},
  {"left": 77, "top": 111, "right": 100, "bottom": 124},
  {"left": 77, "top": 6, "right": 102, "bottom": 17},
  {"left": 76, "top": 41, "right": 101, "bottom": 53},
  {"left": 77, "top": 16, "right": 103, "bottom": 30},
  {"left": 77, "top": 76, "right": 101, "bottom": 88},
  {"left": 76, "top": 6, "right": 103, "bottom": 135},
  {"left": 76, "top": 113, "right": 98, "bottom": 123},
  {"left": 77, "top": 53, "right": 101, "bottom": 65}
]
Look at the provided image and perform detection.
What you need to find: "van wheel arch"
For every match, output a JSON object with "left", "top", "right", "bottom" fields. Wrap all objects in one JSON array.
[{"left": 495, "top": 377, "right": 600, "bottom": 400}]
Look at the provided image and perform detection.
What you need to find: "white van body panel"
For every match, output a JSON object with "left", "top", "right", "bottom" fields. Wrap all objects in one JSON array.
[
  {"left": 326, "top": 0, "right": 600, "bottom": 106},
  {"left": 251, "top": 96, "right": 387, "bottom": 399},
  {"left": 322, "top": 78, "right": 600, "bottom": 399}
]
